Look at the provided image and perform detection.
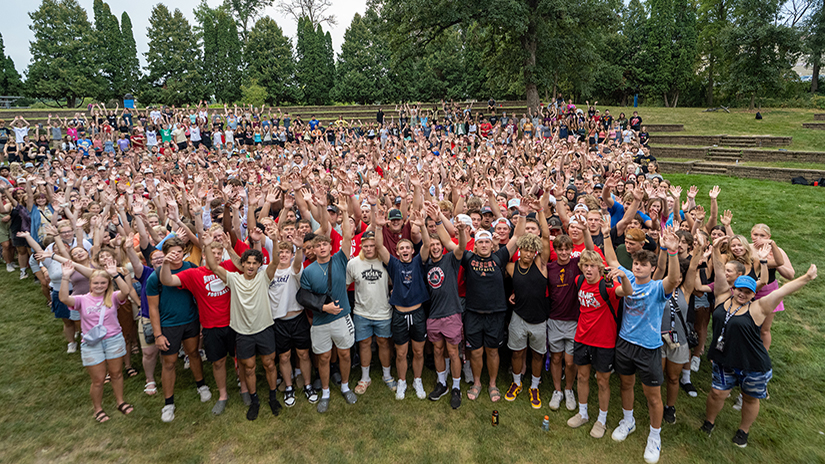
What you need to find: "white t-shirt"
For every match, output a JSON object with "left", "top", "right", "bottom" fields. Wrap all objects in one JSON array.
[
  {"left": 13, "top": 126, "right": 28, "bottom": 143},
  {"left": 190, "top": 126, "right": 201, "bottom": 142},
  {"left": 146, "top": 130, "right": 158, "bottom": 147},
  {"left": 268, "top": 266, "right": 303, "bottom": 320},
  {"left": 226, "top": 270, "right": 275, "bottom": 335},
  {"left": 346, "top": 257, "right": 391, "bottom": 320},
  {"left": 150, "top": 110, "right": 162, "bottom": 123}
]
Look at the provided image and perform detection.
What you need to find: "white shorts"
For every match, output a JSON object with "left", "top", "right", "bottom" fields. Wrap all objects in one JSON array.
[
  {"left": 507, "top": 312, "right": 547, "bottom": 354},
  {"left": 311, "top": 314, "right": 355, "bottom": 354}
]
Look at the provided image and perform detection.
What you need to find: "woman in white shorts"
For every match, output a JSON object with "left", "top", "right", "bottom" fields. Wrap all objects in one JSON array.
[{"left": 58, "top": 259, "right": 134, "bottom": 423}]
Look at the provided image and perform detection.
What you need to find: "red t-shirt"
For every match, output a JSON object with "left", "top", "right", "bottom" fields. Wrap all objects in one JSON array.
[
  {"left": 175, "top": 264, "right": 232, "bottom": 329},
  {"left": 571, "top": 242, "right": 605, "bottom": 265},
  {"left": 574, "top": 277, "right": 620, "bottom": 348},
  {"left": 452, "top": 236, "right": 475, "bottom": 297}
]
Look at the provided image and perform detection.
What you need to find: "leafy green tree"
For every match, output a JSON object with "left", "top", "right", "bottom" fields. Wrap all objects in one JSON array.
[
  {"left": 120, "top": 12, "right": 141, "bottom": 96},
  {"left": 144, "top": 4, "right": 203, "bottom": 106},
  {"left": 333, "top": 13, "right": 382, "bottom": 103},
  {"left": 0, "top": 33, "right": 23, "bottom": 96},
  {"left": 223, "top": 0, "right": 274, "bottom": 43},
  {"left": 295, "top": 16, "right": 335, "bottom": 104},
  {"left": 697, "top": 0, "right": 731, "bottom": 105},
  {"left": 196, "top": 2, "right": 243, "bottom": 103},
  {"left": 27, "top": 0, "right": 102, "bottom": 107},
  {"left": 642, "top": 0, "right": 697, "bottom": 107},
  {"left": 92, "top": 0, "right": 122, "bottom": 101},
  {"left": 246, "top": 16, "right": 296, "bottom": 104},
  {"left": 804, "top": 2, "right": 825, "bottom": 93},
  {"left": 241, "top": 78, "right": 268, "bottom": 106}
]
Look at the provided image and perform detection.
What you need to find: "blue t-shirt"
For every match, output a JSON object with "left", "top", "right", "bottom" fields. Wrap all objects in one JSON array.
[
  {"left": 77, "top": 138, "right": 92, "bottom": 156},
  {"left": 665, "top": 210, "right": 686, "bottom": 228},
  {"left": 145, "top": 261, "right": 199, "bottom": 328},
  {"left": 300, "top": 250, "right": 351, "bottom": 326},
  {"left": 387, "top": 255, "right": 429, "bottom": 307},
  {"left": 617, "top": 265, "right": 670, "bottom": 349}
]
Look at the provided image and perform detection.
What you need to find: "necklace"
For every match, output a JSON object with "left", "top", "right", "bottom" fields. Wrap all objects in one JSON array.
[
  {"left": 517, "top": 262, "right": 531, "bottom": 275},
  {"left": 320, "top": 262, "right": 329, "bottom": 276}
]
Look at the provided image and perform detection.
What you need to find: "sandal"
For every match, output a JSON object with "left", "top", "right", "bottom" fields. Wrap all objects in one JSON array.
[
  {"left": 489, "top": 386, "right": 501, "bottom": 403},
  {"left": 124, "top": 367, "right": 138, "bottom": 378},
  {"left": 104, "top": 373, "right": 111, "bottom": 384},
  {"left": 144, "top": 381, "right": 157, "bottom": 395},
  {"left": 94, "top": 410, "right": 109, "bottom": 423},
  {"left": 117, "top": 402, "right": 134, "bottom": 415},
  {"left": 467, "top": 384, "right": 482, "bottom": 401},
  {"left": 131, "top": 345, "right": 140, "bottom": 355}
]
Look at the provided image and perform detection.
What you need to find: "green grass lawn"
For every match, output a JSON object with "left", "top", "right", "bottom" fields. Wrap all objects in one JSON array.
[{"left": 0, "top": 175, "right": 824, "bottom": 464}]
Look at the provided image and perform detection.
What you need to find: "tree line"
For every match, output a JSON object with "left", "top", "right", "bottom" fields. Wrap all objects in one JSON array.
[{"left": 2, "top": 0, "right": 824, "bottom": 109}]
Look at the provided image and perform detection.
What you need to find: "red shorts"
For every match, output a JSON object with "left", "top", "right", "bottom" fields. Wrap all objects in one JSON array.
[{"left": 427, "top": 313, "right": 463, "bottom": 346}]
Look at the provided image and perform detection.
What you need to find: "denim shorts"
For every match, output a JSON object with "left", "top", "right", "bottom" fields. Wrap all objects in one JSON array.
[
  {"left": 352, "top": 313, "right": 391, "bottom": 342},
  {"left": 81, "top": 332, "right": 126, "bottom": 367},
  {"left": 711, "top": 362, "right": 772, "bottom": 399},
  {"left": 52, "top": 290, "right": 80, "bottom": 321}
]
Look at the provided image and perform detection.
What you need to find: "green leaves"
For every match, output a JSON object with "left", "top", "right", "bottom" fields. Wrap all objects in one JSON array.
[
  {"left": 295, "top": 16, "right": 335, "bottom": 104},
  {"left": 247, "top": 16, "right": 296, "bottom": 105},
  {"left": 143, "top": 4, "right": 203, "bottom": 106}
]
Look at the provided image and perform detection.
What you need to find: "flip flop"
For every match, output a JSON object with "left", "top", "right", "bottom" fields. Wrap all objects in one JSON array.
[
  {"left": 144, "top": 381, "right": 157, "bottom": 395},
  {"left": 94, "top": 410, "right": 109, "bottom": 423},
  {"left": 104, "top": 373, "right": 111, "bottom": 384},
  {"left": 489, "top": 386, "right": 501, "bottom": 403},
  {"left": 117, "top": 402, "right": 134, "bottom": 415},
  {"left": 125, "top": 367, "right": 138, "bottom": 378},
  {"left": 467, "top": 384, "right": 482, "bottom": 401}
]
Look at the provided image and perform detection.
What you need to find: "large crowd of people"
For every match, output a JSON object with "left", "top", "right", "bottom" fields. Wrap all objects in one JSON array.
[{"left": 0, "top": 97, "right": 817, "bottom": 464}]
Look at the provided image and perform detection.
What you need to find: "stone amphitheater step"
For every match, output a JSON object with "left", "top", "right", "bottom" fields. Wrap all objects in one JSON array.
[
  {"left": 706, "top": 155, "right": 741, "bottom": 163},
  {"left": 813, "top": 114, "right": 825, "bottom": 121},
  {"left": 802, "top": 123, "right": 825, "bottom": 130},
  {"left": 689, "top": 164, "right": 728, "bottom": 175}
]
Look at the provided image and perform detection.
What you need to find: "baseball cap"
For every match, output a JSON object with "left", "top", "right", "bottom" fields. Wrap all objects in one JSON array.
[
  {"left": 507, "top": 198, "right": 521, "bottom": 209},
  {"left": 548, "top": 217, "right": 563, "bottom": 230},
  {"left": 16, "top": 177, "right": 26, "bottom": 183},
  {"left": 492, "top": 217, "right": 511, "bottom": 229},
  {"left": 594, "top": 183, "right": 604, "bottom": 190},
  {"left": 455, "top": 214, "right": 474, "bottom": 230},
  {"left": 97, "top": 166, "right": 106, "bottom": 171},
  {"left": 481, "top": 206, "right": 494, "bottom": 215},
  {"left": 394, "top": 196, "right": 402, "bottom": 204},
  {"left": 327, "top": 204, "right": 340, "bottom": 214},
  {"left": 573, "top": 204, "right": 589, "bottom": 213},
  {"left": 24, "top": 162, "right": 34, "bottom": 168},
  {"left": 733, "top": 276, "right": 757, "bottom": 293},
  {"left": 362, "top": 230, "right": 375, "bottom": 240},
  {"left": 475, "top": 230, "right": 493, "bottom": 241},
  {"left": 144, "top": 168, "right": 153, "bottom": 174},
  {"left": 625, "top": 228, "right": 646, "bottom": 243},
  {"left": 388, "top": 209, "right": 403, "bottom": 220}
]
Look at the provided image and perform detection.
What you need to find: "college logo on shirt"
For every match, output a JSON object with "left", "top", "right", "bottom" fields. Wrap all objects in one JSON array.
[
  {"left": 204, "top": 274, "right": 228, "bottom": 297},
  {"left": 361, "top": 266, "right": 383, "bottom": 282},
  {"left": 427, "top": 267, "right": 445, "bottom": 289},
  {"left": 470, "top": 259, "right": 496, "bottom": 277}
]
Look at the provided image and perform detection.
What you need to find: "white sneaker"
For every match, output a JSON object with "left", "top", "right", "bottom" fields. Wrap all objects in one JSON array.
[
  {"left": 732, "top": 393, "right": 743, "bottom": 411},
  {"left": 690, "top": 356, "right": 701, "bottom": 372},
  {"left": 413, "top": 379, "right": 426, "bottom": 399},
  {"left": 67, "top": 342, "right": 77, "bottom": 354},
  {"left": 6, "top": 263, "right": 14, "bottom": 272},
  {"left": 549, "top": 390, "right": 564, "bottom": 410},
  {"left": 396, "top": 381, "right": 407, "bottom": 400},
  {"left": 19, "top": 268, "right": 27, "bottom": 280},
  {"left": 183, "top": 355, "right": 190, "bottom": 370},
  {"left": 644, "top": 436, "right": 661, "bottom": 463},
  {"left": 611, "top": 419, "right": 637, "bottom": 442},
  {"left": 197, "top": 385, "right": 212, "bottom": 402},
  {"left": 199, "top": 349, "right": 207, "bottom": 362},
  {"left": 161, "top": 404, "right": 176, "bottom": 422},
  {"left": 565, "top": 389, "right": 576, "bottom": 411}
]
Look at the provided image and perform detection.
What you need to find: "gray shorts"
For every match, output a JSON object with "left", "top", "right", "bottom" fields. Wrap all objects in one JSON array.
[
  {"left": 310, "top": 314, "right": 355, "bottom": 354},
  {"left": 507, "top": 312, "right": 547, "bottom": 354},
  {"left": 547, "top": 319, "right": 577, "bottom": 355},
  {"left": 661, "top": 340, "right": 690, "bottom": 364}
]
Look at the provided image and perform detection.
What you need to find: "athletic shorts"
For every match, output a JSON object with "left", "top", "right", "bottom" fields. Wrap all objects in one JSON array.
[
  {"left": 464, "top": 310, "right": 507, "bottom": 351},
  {"left": 573, "top": 341, "right": 615, "bottom": 373},
  {"left": 661, "top": 340, "right": 690, "bottom": 364},
  {"left": 507, "top": 312, "right": 547, "bottom": 354},
  {"left": 273, "top": 312, "right": 312, "bottom": 353},
  {"left": 547, "top": 319, "right": 576, "bottom": 355},
  {"left": 310, "top": 314, "right": 355, "bottom": 354},
  {"left": 391, "top": 306, "right": 427, "bottom": 345},
  {"left": 711, "top": 363, "right": 772, "bottom": 399},
  {"left": 614, "top": 338, "right": 664, "bottom": 387},
  {"left": 427, "top": 313, "right": 463, "bottom": 346},
  {"left": 81, "top": 332, "right": 126, "bottom": 367},
  {"left": 176, "top": 141, "right": 187, "bottom": 151},
  {"left": 52, "top": 290, "right": 80, "bottom": 321},
  {"left": 236, "top": 325, "right": 277, "bottom": 360},
  {"left": 352, "top": 313, "right": 391, "bottom": 342},
  {"left": 160, "top": 319, "right": 200, "bottom": 357},
  {"left": 202, "top": 325, "right": 236, "bottom": 362}
]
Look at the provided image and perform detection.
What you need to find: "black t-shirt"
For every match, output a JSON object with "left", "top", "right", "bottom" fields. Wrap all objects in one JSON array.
[
  {"left": 630, "top": 116, "right": 642, "bottom": 131},
  {"left": 634, "top": 154, "right": 656, "bottom": 173},
  {"left": 424, "top": 253, "right": 462, "bottom": 319},
  {"left": 461, "top": 247, "right": 510, "bottom": 313}
]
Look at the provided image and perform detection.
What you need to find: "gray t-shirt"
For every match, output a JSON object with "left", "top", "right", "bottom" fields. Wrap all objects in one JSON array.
[
  {"left": 346, "top": 257, "right": 391, "bottom": 320},
  {"left": 424, "top": 253, "right": 462, "bottom": 319}
]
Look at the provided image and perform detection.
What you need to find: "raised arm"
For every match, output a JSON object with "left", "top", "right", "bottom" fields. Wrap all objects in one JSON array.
[
  {"left": 202, "top": 233, "right": 228, "bottom": 282},
  {"left": 601, "top": 216, "right": 620, "bottom": 269},
  {"left": 660, "top": 226, "right": 681, "bottom": 294},
  {"left": 372, "top": 206, "right": 391, "bottom": 265},
  {"left": 757, "top": 265, "right": 817, "bottom": 315}
]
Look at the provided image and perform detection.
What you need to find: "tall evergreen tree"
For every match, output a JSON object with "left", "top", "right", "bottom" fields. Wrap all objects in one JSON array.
[
  {"left": 120, "top": 12, "right": 141, "bottom": 96},
  {"left": 295, "top": 17, "right": 334, "bottom": 104},
  {"left": 196, "top": 2, "right": 243, "bottom": 103},
  {"left": 0, "top": 33, "right": 23, "bottom": 96},
  {"left": 27, "top": 0, "right": 101, "bottom": 107},
  {"left": 643, "top": 0, "right": 697, "bottom": 107},
  {"left": 246, "top": 16, "right": 296, "bottom": 104},
  {"left": 144, "top": 4, "right": 203, "bottom": 105},
  {"left": 92, "top": 0, "right": 122, "bottom": 101}
]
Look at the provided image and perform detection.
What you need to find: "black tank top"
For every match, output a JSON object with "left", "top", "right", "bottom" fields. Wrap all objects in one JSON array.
[
  {"left": 708, "top": 298, "right": 771, "bottom": 372},
  {"left": 512, "top": 261, "right": 550, "bottom": 324}
]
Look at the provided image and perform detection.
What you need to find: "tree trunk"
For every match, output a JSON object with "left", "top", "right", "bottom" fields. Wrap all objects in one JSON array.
[
  {"left": 522, "top": 5, "right": 539, "bottom": 112},
  {"left": 749, "top": 92, "right": 756, "bottom": 111},
  {"left": 663, "top": 93, "right": 670, "bottom": 108},
  {"left": 706, "top": 58, "right": 715, "bottom": 105},
  {"left": 66, "top": 96, "right": 76, "bottom": 108},
  {"left": 813, "top": 59, "right": 820, "bottom": 94},
  {"left": 672, "top": 91, "right": 679, "bottom": 108}
]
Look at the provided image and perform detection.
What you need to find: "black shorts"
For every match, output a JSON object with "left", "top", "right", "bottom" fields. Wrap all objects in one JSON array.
[
  {"left": 236, "top": 325, "right": 277, "bottom": 360},
  {"left": 202, "top": 325, "right": 236, "bottom": 362},
  {"left": 273, "top": 313, "right": 312, "bottom": 354},
  {"left": 463, "top": 310, "right": 507, "bottom": 351},
  {"left": 573, "top": 341, "right": 615, "bottom": 373},
  {"left": 160, "top": 319, "right": 200, "bottom": 356},
  {"left": 391, "top": 306, "right": 427, "bottom": 345},
  {"left": 614, "top": 337, "right": 664, "bottom": 387},
  {"left": 176, "top": 141, "right": 187, "bottom": 151}
]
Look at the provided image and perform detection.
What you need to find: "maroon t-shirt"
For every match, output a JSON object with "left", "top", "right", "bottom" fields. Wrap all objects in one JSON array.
[
  {"left": 381, "top": 221, "right": 412, "bottom": 258},
  {"left": 547, "top": 256, "right": 581, "bottom": 321}
]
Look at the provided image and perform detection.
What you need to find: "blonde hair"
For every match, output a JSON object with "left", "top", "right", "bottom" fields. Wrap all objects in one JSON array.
[
  {"left": 89, "top": 270, "right": 116, "bottom": 308},
  {"left": 358, "top": 236, "right": 376, "bottom": 261},
  {"left": 751, "top": 223, "right": 771, "bottom": 237},
  {"left": 726, "top": 235, "right": 753, "bottom": 266},
  {"left": 516, "top": 233, "right": 543, "bottom": 253},
  {"left": 578, "top": 250, "right": 605, "bottom": 272}
]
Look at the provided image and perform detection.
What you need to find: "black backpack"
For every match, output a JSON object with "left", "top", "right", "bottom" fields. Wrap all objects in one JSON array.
[
  {"left": 792, "top": 176, "right": 809, "bottom": 185},
  {"left": 575, "top": 275, "right": 623, "bottom": 329}
]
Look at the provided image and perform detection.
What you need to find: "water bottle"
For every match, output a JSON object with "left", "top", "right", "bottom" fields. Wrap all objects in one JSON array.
[{"left": 542, "top": 415, "right": 550, "bottom": 432}]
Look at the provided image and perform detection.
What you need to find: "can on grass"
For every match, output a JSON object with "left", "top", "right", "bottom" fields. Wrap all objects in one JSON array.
[{"left": 492, "top": 410, "right": 499, "bottom": 426}]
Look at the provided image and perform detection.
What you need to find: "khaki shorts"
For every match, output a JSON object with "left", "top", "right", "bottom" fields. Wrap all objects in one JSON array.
[
  {"left": 661, "top": 340, "right": 690, "bottom": 364},
  {"left": 507, "top": 312, "right": 547, "bottom": 354},
  {"left": 310, "top": 314, "right": 355, "bottom": 354},
  {"left": 138, "top": 317, "right": 155, "bottom": 347},
  {"left": 0, "top": 219, "right": 9, "bottom": 243}
]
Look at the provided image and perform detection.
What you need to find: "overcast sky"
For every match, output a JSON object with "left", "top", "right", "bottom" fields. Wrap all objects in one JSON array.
[{"left": 2, "top": 0, "right": 368, "bottom": 76}]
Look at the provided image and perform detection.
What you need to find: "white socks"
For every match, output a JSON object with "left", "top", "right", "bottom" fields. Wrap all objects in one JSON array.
[
  {"left": 341, "top": 382, "right": 350, "bottom": 393},
  {"left": 513, "top": 373, "right": 522, "bottom": 386},
  {"left": 321, "top": 388, "right": 330, "bottom": 399},
  {"left": 437, "top": 370, "right": 447, "bottom": 385},
  {"left": 452, "top": 377, "right": 461, "bottom": 389},
  {"left": 579, "top": 403, "right": 589, "bottom": 420},
  {"left": 444, "top": 358, "right": 451, "bottom": 373},
  {"left": 361, "top": 366, "right": 371, "bottom": 382},
  {"left": 382, "top": 366, "right": 392, "bottom": 380},
  {"left": 681, "top": 369, "right": 691, "bottom": 384},
  {"left": 597, "top": 409, "right": 608, "bottom": 425},
  {"left": 531, "top": 375, "right": 541, "bottom": 389},
  {"left": 623, "top": 409, "right": 635, "bottom": 426},
  {"left": 649, "top": 425, "right": 661, "bottom": 440}
]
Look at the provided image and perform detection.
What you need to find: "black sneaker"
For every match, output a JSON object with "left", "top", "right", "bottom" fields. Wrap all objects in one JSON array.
[
  {"left": 269, "top": 399, "right": 282, "bottom": 417},
  {"left": 284, "top": 387, "right": 296, "bottom": 407},
  {"left": 304, "top": 385, "right": 319, "bottom": 404},
  {"left": 732, "top": 429, "right": 748, "bottom": 448},
  {"left": 331, "top": 363, "right": 342, "bottom": 385},
  {"left": 450, "top": 388, "right": 461, "bottom": 409},
  {"left": 700, "top": 420, "right": 715, "bottom": 437},
  {"left": 246, "top": 402, "right": 260, "bottom": 421},
  {"left": 681, "top": 381, "right": 698, "bottom": 398},
  {"left": 663, "top": 406, "right": 676, "bottom": 424},
  {"left": 428, "top": 382, "right": 449, "bottom": 401}
]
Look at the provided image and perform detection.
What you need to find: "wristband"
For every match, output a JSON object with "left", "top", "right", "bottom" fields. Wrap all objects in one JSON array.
[
  {"left": 660, "top": 246, "right": 667, "bottom": 251},
  {"left": 667, "top": 250, "right": 678, "bottom": 256},
  {"left": 436, "top": 221, "right": 442, "bottom": 225},
  {"left": 115, "top": 272, "right": 125, "bottom": 280},
  {"left": 760, "top": 260, "right": 768, "bottom": 264}
]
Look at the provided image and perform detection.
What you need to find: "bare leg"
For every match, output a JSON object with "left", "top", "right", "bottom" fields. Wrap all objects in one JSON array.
[
  {"left": 663, "top": 358, "right": 682, "bottom": 407},
  {"left": 411, "top": 340, "right": 425, "bottom": 379},
  {"left": 705, "top": 387, "right": 730, "bottom": 424},
  {"left": 182, "top": 336, "right": 204, "bottom": 383},
  {"left": 213, "top": 356, "right": 228, "bottom": 400},
  {"left": 278, "top": 351, "right": 294, "bottom": 388},
  {"left": 692, "top": 307, "right": 710, "bottom": 358},
  {"left": 485, "top": 347, "right": 500, "bottom": 389},
  {"left": 446, "top": 343, "right": 462, "bottom": 380},
  {"left": 564, "top": 353, "right": 577, "bottom": 390},
  {"left": 642, "top": 384, "right": 663, "bottom": 428},
  {"left": 106, "top": 356, "right": 125, "bottom": 405},
  {"left": 160, "top": 354, "right": 178, "bottom": 399},
  {"left": 358, "top": 339, "right": 372, "bottom": 370},
  {"left": 511, "top": 349, "right": 526, "bottom": 383},
  {"left": 142, "top": 345, "right": 159, "bottom": 384},
  {"left": 317, "top": 350, "right": 332, "bottom": 390},
  {"left": 596, "top": 371, "right": 611, "bottom": 414},
  {"left": 87, "top": 362, "right": 107, "bottom": 414},
  {"left": 62, "top": 319, "right": 75, "bottom": 343},
  {"left": 433, "top": 340, "right": 446, "bottom": 373},
  {"left": 469, "top": 348, "right": 484, "bottom": 385},
  {"left": 551, "top": 352, "right": 564, "bottom": 391},
  {"left": 530, "top": 350, "right": 543, "bottom": 381},
  {"left": 240, "top": 357, "right": 257, "bottom": 394},
  {"left": 395, "top": 343, "right": 409, "bottom": 381},
  {"left": 739, "top": 393, "right": 761, "bottom": 433},
  {"left": 261, "top": 353, "right": 279, "bottom": 390},
  {"left": 336, "top": 346, "right": 351, "bottom": 385},
  {"left": 577, "top": 364, "right": 591, "bottom": 405},
  {"left": 377, "top": 337, "right": 392, "bottom": 371},
  {"left": 619, "top": 374, "right": 635, "bottom": 411},
  {"left": 297, "top": 349, "right": 312, "bottom": 386}
]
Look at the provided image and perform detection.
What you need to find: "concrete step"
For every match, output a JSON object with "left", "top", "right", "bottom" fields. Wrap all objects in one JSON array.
[
  {"left": 813, "top": 114, "right": 825, "bottom": 121},
  {"left": 802, "top": 123, "right": 825, "bottom": 130},
  {"left": 689, "top": 164, "right": 728, "bottom": 175}
]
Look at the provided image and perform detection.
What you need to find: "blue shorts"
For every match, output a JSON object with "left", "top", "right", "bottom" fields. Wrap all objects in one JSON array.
[
  {"left": 52, "top": 290, "right": 80, "bottom": 321},
  {"left": 711, "top": 362, "right": 772, "bottom": 399},
  {"left": 352, "top": 313, "right": 391, "bottom": 342},
  {"left": 81, "top": 332, "right": 127, "bottom": 367}
]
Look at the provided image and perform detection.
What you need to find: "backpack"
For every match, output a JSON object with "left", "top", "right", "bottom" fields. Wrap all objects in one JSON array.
[
  {"left": 575, "top": 275, "right": 623, "bottom": 329},
  {"left": 791, "top": 176, "right": 809, "bottom": 185}
]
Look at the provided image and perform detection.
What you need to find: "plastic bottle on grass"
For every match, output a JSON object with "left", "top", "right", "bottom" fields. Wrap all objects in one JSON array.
[{"left": 542, "top": 416, "right": 550, "bottom": 432}]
